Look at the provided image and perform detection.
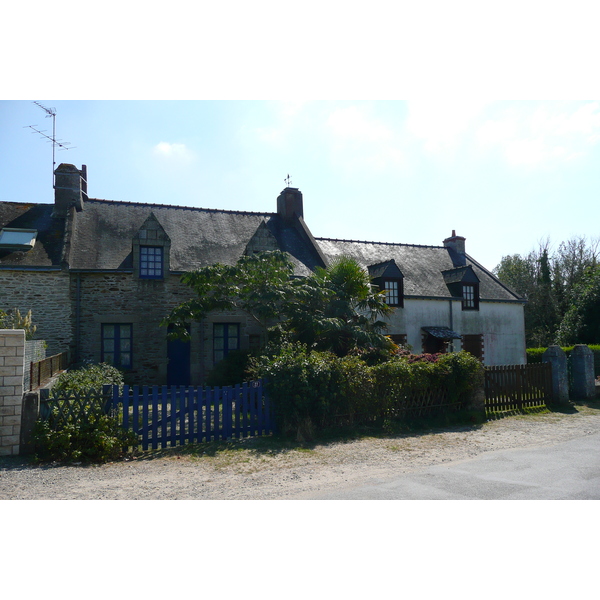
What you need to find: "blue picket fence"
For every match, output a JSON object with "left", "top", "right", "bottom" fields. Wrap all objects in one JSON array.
[{"left": 110, "top": 380, "right": 275, "bottom": 450}]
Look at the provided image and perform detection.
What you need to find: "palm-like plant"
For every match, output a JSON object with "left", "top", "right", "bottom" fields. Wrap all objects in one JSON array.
[{"left": 284, "top": 256, "right": 395, "bottom": 355}]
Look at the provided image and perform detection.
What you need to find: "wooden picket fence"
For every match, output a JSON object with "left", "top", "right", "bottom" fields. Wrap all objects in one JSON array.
[
  {"left": 484, "top": 363, "right": 552, "bottom": 413},
  {"left": 112, "top": 381, "right": 274, "bottom": 450},
  {"left": 39, "top": 380, "right": 275, "bottom": 451}
]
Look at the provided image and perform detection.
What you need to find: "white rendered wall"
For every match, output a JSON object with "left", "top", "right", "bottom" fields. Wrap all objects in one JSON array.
[{"left": 384, "top": 298, "right": 526, "bottom": 365}]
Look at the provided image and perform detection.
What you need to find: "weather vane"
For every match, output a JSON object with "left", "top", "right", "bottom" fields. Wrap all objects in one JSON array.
[
  {"left": 284, "top": 174, "right": 292, "bottom": 187},
  {"left": 25, "top": 102, "right": 75, "bottom": 189}
]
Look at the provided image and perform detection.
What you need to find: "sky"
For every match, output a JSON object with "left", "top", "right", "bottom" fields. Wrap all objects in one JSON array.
[
  {"left": 3, "top": 3, "right": 600, "bottom": 274},
  {"left": 2, "top": 99, "right": 600, "bottom": 271}
]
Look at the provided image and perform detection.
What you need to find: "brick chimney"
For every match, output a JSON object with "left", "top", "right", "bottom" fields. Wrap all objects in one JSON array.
[
  {"left": 53, "top": 163, "right": 87, "bottom": 218},
  {"left": 277, "top": 187, "right": 303, "bottom": 222},
  {"left": 443, "top": 230, "right": 467, "bottom": 267}
]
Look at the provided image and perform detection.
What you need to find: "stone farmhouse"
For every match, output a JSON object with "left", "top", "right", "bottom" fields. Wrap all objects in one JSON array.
[{"left": 0, "top": 163, "right": 526, "bottom": 386}]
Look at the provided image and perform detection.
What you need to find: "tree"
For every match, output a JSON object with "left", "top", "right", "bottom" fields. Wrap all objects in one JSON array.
[
  {"left": 556, "top": 265, "right": 600, "bottom": 345},
  {"left": 164, "top": 251, "right": 395, "bottom": 357},
  {"left": 281, "top": 255, "right": 395, "bottom": 356},
  {"left": 494, "top": 235, "right": 600, "bottom": 347},
  {"left": 552, "top": 236, "right": 599, "bottom": 316},
  {"left": 494, "top": 246, "right": 558, "bottom": 346},
  {"left": 163, "top": 251, "right": 295, "bottom": 343}
]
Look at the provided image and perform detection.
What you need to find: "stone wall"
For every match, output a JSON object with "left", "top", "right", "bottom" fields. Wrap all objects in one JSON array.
[
  {"left": 0, "top": 270, "right": 72, "bottom": 356},
  {"left": 74, "top": 272, "right": 261, "bottom": 385},
  {"left": 0, "top": 329, "right": 25, "bottom": 456}
]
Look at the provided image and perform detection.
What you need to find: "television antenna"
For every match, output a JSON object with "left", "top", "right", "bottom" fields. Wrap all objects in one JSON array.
[{"left": 25, "top": 102, "right": 75, "bottom": 188}]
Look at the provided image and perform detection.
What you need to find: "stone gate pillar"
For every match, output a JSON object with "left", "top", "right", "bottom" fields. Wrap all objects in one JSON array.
[
  {"left": 543, "top": 345, "right": 569, "bottom": 405},
  {"left": 0, "top": 329, "right": 25, "bottom": 456},
  {"left": 571, "top": 344, "right": 595, "bottom": 400}
]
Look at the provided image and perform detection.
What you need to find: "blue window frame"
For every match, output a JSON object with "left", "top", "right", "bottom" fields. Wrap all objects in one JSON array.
[
  {"left": 102, "top": 324, "right": 133, "bottom": 369},
  {"left": 213, "top": 323, "right": 240, "bottom": 364},
  {"left": 140, "top": 246, "right": 163, "bottom": 278}
]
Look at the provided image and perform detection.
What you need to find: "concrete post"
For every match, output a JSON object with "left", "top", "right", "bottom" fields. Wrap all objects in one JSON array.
[
  {"left": 571, "top": 344, "right": 595, "bottom": 400},
  {"left": 19, "top": 392, "right": 40, "bottom": 455},
  {"left": 543, "top": 345, "right": 569, "bottom": 405},
  {"left": 0, "top": 329, "right": 25, "bottom": 456}
]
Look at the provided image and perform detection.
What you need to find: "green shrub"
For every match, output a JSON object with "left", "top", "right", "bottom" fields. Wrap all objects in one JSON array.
[
  {"left": 526, "top": 348, "right": 547, "bottom": 363},
  {"left": 34, "top": 362, "right": 134, "bottom": 463},
  {"left": 33, "top": 413, "right": 138, "bottom": 463},
  {"left": 205, "top": 349, "right": 255, "bottom": 387},
  {"left": 250, "top": 345, "right": 484, "bottom": 441},
  {"left": 372, "top": 351, "right": 484, "bottom": 413},
  {"left": 250, "top": 343, "right": 337, "bottom": 440},
  {"left": 53, "top": 362, "right": 124, "bottom": 393}
]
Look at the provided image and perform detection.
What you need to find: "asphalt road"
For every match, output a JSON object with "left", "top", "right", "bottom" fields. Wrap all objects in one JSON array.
[{"left": 296, "top": 431, "right": 600, "bottom": 499}]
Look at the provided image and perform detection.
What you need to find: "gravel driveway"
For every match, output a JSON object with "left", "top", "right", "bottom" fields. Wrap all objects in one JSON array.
[{"left": 2, "top": 406, "right": 600, "bottom": 500}]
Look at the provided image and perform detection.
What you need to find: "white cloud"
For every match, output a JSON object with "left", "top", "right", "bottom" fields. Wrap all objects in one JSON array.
[
  {"left": 476, "top": 102, "right": 600, "bottom": 166},
  {"left": 326, "top": 106, "right": 392, "bottom": 142},
  {"left": 405, "top": 100, "right": 490, "bottom": 152},
  {"left": 153, "top": 142, "right": 195, "bottom": 164},
  {"left": 325, "top": 105, "right": 405, "bottom": 172}
]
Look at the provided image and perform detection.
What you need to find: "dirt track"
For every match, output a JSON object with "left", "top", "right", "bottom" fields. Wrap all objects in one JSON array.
[{"left": 2, "top": 406, "right": 600, "bottom": 500}]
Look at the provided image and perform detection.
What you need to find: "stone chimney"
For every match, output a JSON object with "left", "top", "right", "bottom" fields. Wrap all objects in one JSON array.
[
  {"left": 53, "top": 163, "right": 87, "bottom": 218},
  {"left": 443, "top": 230, "right": 467, "bottom": 267},
  {"left": 277, "top": 187, "right": 303, "bottom": 222}
]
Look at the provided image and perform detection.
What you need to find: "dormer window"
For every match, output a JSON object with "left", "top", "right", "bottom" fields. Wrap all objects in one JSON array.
[
  {"left": 462, "top": 283, "right": 479, "bottom": 310},
  {"left": 140, "top": 246, "right": 164, "bottom": 278},
  {"left": 442, "top": 265, "right": 480, "bottom": 311},
  {"left": 368, "top": 260, "right": 404, "bottom": 308},
  {"left": 132, "top": 213, "right": 170, "bottom": 280}
]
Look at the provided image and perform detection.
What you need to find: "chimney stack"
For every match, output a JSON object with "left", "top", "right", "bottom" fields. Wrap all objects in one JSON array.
[
  {"left": 277, "top": 187, "right": 303, "bottom": 222},
  {"left": 443, "top": 230, "right": 467, "bottom": 267},
  {"left": 53, "top": 163, "right": 87, "bottom": 218}
]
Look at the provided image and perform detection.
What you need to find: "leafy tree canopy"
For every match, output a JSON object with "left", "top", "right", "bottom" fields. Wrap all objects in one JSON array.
[
  {"left": 556, "top": 264, "right": 600, "bottom": 345},
  {"left": 163, "top": 251, "right": 395, "bottom": 357},
  {"left": 163, "top": 251, "right": 295, "bottom": 341},
  {"left": 280, "top": 255, "right": 395, "bottom": 356},
  {"left": 494, "top": 236, "right": 599, "bottom": 347}
]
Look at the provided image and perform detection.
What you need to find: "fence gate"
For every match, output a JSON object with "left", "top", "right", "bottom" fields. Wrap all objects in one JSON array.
[
  {"left": 111, "top": 380, "right": 275, "bottom": 450},
  {"left": 484, "top": 363, "right": 553, "bottom": 412}
]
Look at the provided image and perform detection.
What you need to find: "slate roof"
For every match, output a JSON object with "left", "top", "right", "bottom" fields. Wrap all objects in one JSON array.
[
  {"left": 1, "top": 195, "right": 523, "bottom": 302},
  {"left": 66, "top": 199, "right": 323, "bottom": 276},
  {"left": 0, "top": 202, "right": 66, "bottom": 268},
  {"left": 315, "top": 238, "right": 522, "bottom": 302}
]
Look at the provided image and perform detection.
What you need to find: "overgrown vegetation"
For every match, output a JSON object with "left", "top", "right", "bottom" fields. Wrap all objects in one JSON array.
[
  {"left": 32, "top": 362, "right": 137, "bottom": 463},
  {"left": 249, "top": 344, "right": 484, "bottom": 441}
]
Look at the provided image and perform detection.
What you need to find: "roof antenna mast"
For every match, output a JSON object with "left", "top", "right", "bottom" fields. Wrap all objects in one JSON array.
[{"left": 25, "top": 102, "right": 75, "bottom": 189}]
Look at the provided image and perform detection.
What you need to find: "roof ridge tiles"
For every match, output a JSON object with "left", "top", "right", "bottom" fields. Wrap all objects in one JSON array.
[
  {"left": 86, "top": 197, "right": 275, "bottom": 217},
  {"left": 316, "top": 236, "right": 443, "bottom": 249}
]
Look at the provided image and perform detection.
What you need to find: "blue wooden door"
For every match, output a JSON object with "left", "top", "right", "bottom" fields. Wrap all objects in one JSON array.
[{"left": 167, "top": 326, "right": 191, "bottom": 386}]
